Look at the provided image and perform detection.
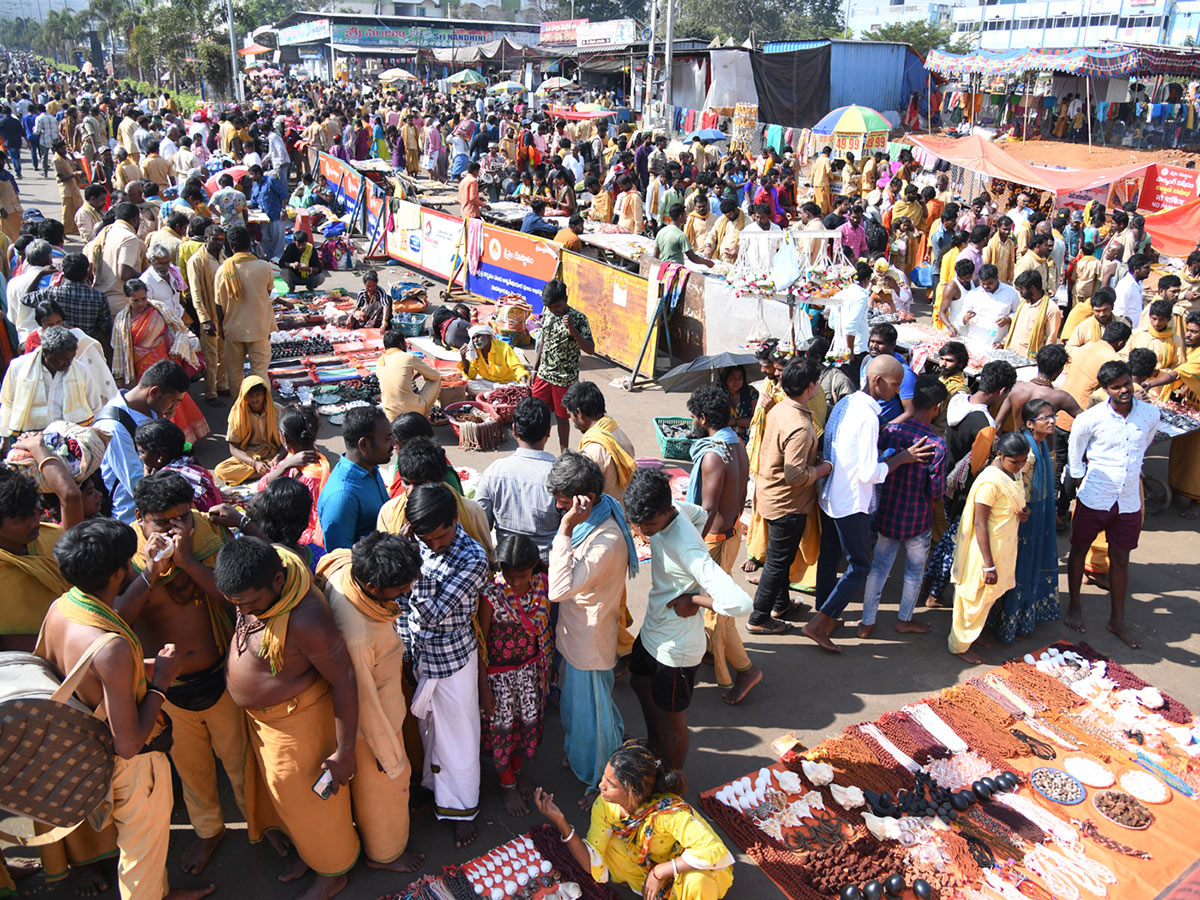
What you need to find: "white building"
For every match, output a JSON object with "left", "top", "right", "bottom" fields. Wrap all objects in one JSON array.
[
  {"left": 949, "top": 0, "right": 1198, "bottom": 50},
  {"left": 849, "top": 0, "right": 954, "bottom": 35}
]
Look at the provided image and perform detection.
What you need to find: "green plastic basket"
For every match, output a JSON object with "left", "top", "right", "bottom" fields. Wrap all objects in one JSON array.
[
  {"left": 654, "top": 416, "right": 695, "bottom": 460},
  {"left": 395, "top": 313, "right": 430, "bottom": 337}
]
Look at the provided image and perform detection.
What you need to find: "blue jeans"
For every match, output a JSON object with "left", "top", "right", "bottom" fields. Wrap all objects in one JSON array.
[
  {"left": 861, "top": 532, "right": 932, "bottom": 626},
  {"left": 259, "top": 219, "right": 285, "bottom": 262},
  {"left": 814, "top": 511, "right": 874, "bottom": 619}
]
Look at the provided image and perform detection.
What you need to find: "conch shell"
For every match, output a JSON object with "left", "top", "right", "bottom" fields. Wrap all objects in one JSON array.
[
  {"left": 830, "top": 784, "right": 865, "bottom": 809},
  {"left": 802, "top": 760, "right": 834, "bottom": 786},
  {"left": 862, "top": 812, "right": 902, "bottom": 842}
]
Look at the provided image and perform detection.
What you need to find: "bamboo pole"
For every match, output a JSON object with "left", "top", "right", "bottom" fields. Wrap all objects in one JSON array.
[{"left": 1086, "top": 75, "right": 1093, "bottom": 152}]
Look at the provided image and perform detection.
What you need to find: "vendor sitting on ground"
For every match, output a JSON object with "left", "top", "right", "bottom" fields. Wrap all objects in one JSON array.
[
  {"left": 460, "top": 324, "right": 529, "bottom": 396},
  {"left": 277, "top": 230, "right": 327, "bottom": 293},
  {"left": 378, "top": 328, "right": 442, "bottom": 421},
  {"left": 213, "top": 375, "right": 283, "bottom": 485},
  {"left": 345, "top": 269, "right": 390, "bottom": 329},
  {"left": 534, "top": 740, "right": 734, "bottom": 900}
]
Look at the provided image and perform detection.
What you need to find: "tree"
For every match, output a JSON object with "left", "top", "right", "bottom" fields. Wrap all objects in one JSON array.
[{"left": 860, "top": 20, "right": 975, "bottom": 57}]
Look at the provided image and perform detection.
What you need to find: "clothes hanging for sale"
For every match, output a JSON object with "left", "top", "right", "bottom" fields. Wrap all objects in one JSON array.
[
  {"left": 1096, "top": 101, "right": 1109, "bottom": 121},
  {"left": 700, "top": 111, "right": 718, "bottom": 129},
  {"left": 766, "top": 124, "right": 783, "bottom": 154}
]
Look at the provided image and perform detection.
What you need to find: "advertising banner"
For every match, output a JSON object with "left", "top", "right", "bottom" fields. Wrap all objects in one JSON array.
[
  {"left": 317, "top": 152, "right": 364, "bottom": 221},
  {"left": 386, "top": 201, "right": 424, "bottom": 270},
  {"left": 279, "top": 18, "right": 330, "bottom": 46},
  {"left": 576, "top": 18, "right": 637, "bottom": 48},
  {"left": 466, "top": 224, "right": 561, "bottom": 311},
  {"left": 384, "top": 206, "right": 465, "bottom": 282},
  {"left": 561, "top": 252, "right": 655, "bottom": 378},
  {"left": 1140, "top": 164, "right": 1200, "bottom": 212},
  {"left": 541, "top": 19, "right": 587, "bottom": 44},
  {"left": 333, "top": 23, "right": 499, "bottom": 48}
]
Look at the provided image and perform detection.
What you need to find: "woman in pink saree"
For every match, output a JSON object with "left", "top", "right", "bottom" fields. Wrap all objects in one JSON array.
[{"left": 111, "top": 277, "right": 210, "bottom": 443}]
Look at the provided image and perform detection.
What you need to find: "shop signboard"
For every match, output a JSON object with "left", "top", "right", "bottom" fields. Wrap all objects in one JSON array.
[
  {"left": 541, "top": 19, "right": 587, "bottom": 44},
  {"left": 576, "top": 18, "right": 636, "bottom": 48},
  {"left": 279, "top": 18, "right": 330, "bottom": 46},
  {"left": 1140, "top": 163, "right": 1200, "bottom": 212}
]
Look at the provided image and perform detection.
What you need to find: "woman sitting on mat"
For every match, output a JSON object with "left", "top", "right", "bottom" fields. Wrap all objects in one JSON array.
[
  {"left": 534, "top": 740, "right": 734, "bottom": 900},
  {"left": 213, "top": 375, "right": 282, "bottom": 485}
]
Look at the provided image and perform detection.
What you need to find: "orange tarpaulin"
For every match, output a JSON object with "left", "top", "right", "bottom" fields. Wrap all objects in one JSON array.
[
  {"left": 238, "top": 42, "right": 270, "bottom": 56},
  {"left": 1142, "top": 198, "right": 1200, "bottom": 259},
  {"left": 908, "top": 134, "right": 1154, "bottom": 196}
]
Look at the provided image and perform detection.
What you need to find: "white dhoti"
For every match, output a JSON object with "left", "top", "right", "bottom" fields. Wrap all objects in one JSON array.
[{"left": 412, "top": 650, "right": 480, "bottom": 821}]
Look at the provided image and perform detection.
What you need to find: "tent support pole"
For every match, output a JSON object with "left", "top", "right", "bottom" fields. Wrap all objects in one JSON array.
[
  {"left": 1086, "top": 76, "right": 1093, "bottom": 152},
  {"left": 927, "top": 74, "right": 932, "bottom": 134},
  {"left": 1022, "top": 76, "right": 1029, "bottom": 142}
]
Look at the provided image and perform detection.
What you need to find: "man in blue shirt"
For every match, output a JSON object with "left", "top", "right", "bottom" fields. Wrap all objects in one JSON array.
[
  {"left": 520, "top": 197, "right": 557, "bottom": 239},
  {"left": 248, "top": 163, "right": 287, "bottom": 262},
  {"left": 94, "top": 360, "right": 192, "bottom": 524},
  {"left": 318, "top": 407, "right": 394, "bottom": 551},
  {"left": 858, "top": 323, "right": 917, "bottom": 424}
]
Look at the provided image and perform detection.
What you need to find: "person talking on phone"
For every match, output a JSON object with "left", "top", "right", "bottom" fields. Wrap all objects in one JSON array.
[{"left": 217, "top": 536, "right": 361, "bottom": 900}]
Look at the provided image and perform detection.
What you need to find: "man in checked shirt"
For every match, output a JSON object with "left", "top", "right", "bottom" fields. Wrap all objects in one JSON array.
[
  {"left": 857, "top": 376, "right": 948, "bottom": 640},
  {"left": 399, "top": 483, "right": 490, "bottom": 850}
]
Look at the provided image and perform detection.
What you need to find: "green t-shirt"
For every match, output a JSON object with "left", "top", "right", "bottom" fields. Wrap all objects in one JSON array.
[{"left": 655, "top": 223, "right": 691, "bottom": 264}]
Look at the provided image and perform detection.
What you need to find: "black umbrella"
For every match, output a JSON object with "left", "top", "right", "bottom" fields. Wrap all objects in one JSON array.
[{"left": 657, "top": 351, "right": 760, "bottom": 392}]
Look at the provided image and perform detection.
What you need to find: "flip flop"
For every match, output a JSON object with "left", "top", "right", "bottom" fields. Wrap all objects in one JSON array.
[{"left": 747, "top": 619, "right": 790, "bottom": 635}]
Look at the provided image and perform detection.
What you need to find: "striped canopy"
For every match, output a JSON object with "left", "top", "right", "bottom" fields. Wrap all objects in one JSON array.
[{"left": 812, "top": 105, "right": 890, "bottom": 136}]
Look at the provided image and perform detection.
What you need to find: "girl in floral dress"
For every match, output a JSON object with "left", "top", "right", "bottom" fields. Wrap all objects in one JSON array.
[{"left": 479, "top": 534, "right": 553, "bottom": 816}]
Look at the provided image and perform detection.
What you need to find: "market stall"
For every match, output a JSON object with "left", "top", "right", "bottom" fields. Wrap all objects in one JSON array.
[
  {"left": 811, "top": 104, "right": 890, "bottom": 160},
  {"left": 699, "top": 641, "right": 1200, "bottom": 900}
]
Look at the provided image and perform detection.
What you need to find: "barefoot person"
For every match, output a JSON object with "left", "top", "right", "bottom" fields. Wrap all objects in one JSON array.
[
  {"left": 747, "top": 358, "right": 829, "bottom": 636},
  {"left": 546, "top": 453, "right": 633, "bottom": 808},
  {"left": 859, "top": 376, "right": 948, "bottom": 639},
  {"left": 532, "top": 740, "right": 734, "bottom": 900},
  {"left": 400, "top": 483, "right": 490, "bottom": 849},
  {"left": 685, "top": 385, "right": 760, "bottom": 705},
  {"left": 622, "top": 468, "right": 752, "bottom": 771},
  {"left": 317, "top": 533, "right": 426, "bottom": 874},
  {"left": 807, "top": 355, "right": 934, "bottom": 652},
  {"left": 948, "top": 433, "right": 1030, "bottom": 665},
  {"left": 118, "top": 471, "right": 245, "bottom": 877},
  {"left": 218, "top": 537, "right": 361, "bottom": 900},
  {"left": 37, "top": 517, "right": 214, "bottom": 900},
  {"left": 1065, "top": 361, "right": 1159, "bottom": 648}
]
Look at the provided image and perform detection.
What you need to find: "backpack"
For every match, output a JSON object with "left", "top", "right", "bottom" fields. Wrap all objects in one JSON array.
[{"left": 865, "top": 218, "right": 889, "bottom": 255}]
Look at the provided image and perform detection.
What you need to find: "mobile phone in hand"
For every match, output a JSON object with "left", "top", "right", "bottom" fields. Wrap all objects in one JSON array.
[{"left": 312, "top": 769, "right": 334, "bottom": 800}]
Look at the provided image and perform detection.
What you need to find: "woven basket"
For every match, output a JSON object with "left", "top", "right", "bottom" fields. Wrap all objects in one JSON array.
[
  {"left": 439, "top": 373, "right": 468, "bottom": 407},
  {"left": 480, "top": 385, "right": 531, "bottom": 425},
  {"left": 443, "top": 401, "right": 504, "bottom": 451}
]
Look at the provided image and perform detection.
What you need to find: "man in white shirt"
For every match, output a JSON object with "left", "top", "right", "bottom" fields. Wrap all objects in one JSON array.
[
  {"left": 1066, "top": 359, "right": 1159, "bottom": 649},
  {"left": 267, "top": 121, "right": 290, "bottom": 187},
  {"left": 171, "top": 136, "right": 198, "bottom": 179},
  {"left": 622, "top": 467, "right": 752, "bottom": 769},
  {"left": 1113, "top": 253, "right": 1151, "bottom": 324},
  {"left": 806, "top": 356, "right": 934, "bottom": 652},
  {"left": 560, "top": 142, "right": 584, "bottom": 184},
  {"left": 32, "top": 106, "right": 57, "bottom": 175},
  {"left": 737, "top": 203, "right": 784, "bottom": 275},
  {"left": 957, "top": 263, "right": 1020, "bottom": 347},
  {"left": 158, "top": 125, "right": 180, "bottom": 161},
  {"left": 832, "top": 261, "right": 872, "bottom": 356}
]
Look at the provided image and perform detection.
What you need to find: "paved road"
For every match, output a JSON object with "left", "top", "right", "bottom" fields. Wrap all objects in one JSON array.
[{"left": 5, "top": 172, "right": 1199, "bottom": 900}]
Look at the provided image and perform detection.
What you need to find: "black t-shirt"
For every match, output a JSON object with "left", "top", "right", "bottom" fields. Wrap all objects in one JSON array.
[{"left": 822, "top": 212, "right": 847, "bottom": 229}]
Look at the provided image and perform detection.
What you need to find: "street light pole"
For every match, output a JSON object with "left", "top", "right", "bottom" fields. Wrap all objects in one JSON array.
[{"left": 226, "top": 0, "right": 242, "bottom": 102}]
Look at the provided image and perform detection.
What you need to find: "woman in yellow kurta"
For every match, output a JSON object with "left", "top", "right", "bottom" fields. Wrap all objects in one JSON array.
[
  {"left": 534, "top": 741, "right": 734, "bottom": 900},
  {"left": 460, "top": 325, "right": 529, "bottom": 395},
  {"left": 213, "top": 376, "right": 282, "bottom": 485},
  {"left": 948, "top": 433, "right": 1029, "bottom": 664}
]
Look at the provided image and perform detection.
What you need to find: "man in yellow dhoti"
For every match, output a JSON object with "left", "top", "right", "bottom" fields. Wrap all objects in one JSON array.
[
  {"left": 318, "top": 533, "right": 427, "bottom": 874},
  {"left": 809, "top": 147, "right": 832, "bottom": 215},
  {"left": 117, "top": 470, "right": 246, "bottom": 877},
  {"left": 983, "top": 216, "right": 1016, "bottom": 284},
  {"left": 949, "top": 434, "right": 1029, "bottom": 664},
  {"left": 220, "top": 537, "right": 361, "bottom": 897},
  {"left": 37, "top": 518, "right": 211, "bottom": 900}
]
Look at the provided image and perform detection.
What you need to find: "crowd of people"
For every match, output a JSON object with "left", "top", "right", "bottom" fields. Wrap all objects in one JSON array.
[{"left": 0, "top": 48, "right": 1195, "bottom": 900}]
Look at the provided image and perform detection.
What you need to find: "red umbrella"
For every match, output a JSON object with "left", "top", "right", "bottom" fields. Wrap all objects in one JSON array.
[{"left": 205, "top": 165, "right": 248, "bottom": 196}]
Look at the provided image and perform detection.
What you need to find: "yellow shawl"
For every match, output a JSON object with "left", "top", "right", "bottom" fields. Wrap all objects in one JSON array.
[
  {"left": 579, "top": 417, "right": 636, "bottom": 489},
  {"left": 215, "top": 251, "right": 258, "bottom": 306},
  {"left": 316, "top": 549, "right": 398, "bottom": 623},
  {"left": 0, "top": 524, "right": 69, "bottom": 633},
  {"left": 253, "top": 545, "right": 313, "bottom": 676},
  {"left": 48, "top": 587, "right": 147, "bottom": 701},
  {"left": 380, "top": 488, "right": 492, "bottom": 554},
  {"left": 1004, "top": 293, "right": 1053, "bottom": 354},
  {"left": 188, "top": 247, "right": 220, "bottom": 320},
  {"left": 227, "top": 375, "right": 280, "bottom": 450}
]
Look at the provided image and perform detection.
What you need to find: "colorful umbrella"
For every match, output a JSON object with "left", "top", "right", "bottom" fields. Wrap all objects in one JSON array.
[
  {"left": 538, "top": 77, "right": 575, "bottom": 92},
  {"left": 446, "top": 70, "right": 486, "bottom": 85},
  {"left": 684, "top": 128, "right": 728, "bottom": 142},
  {"left": 811, "top": 104, "right": 891, "bottom": 136},
  {"left": 204, "top": 165, "right": 248, "bottom": 197},
  {"left": 488, "top": 80, "right": 525, "bottom": 93}
]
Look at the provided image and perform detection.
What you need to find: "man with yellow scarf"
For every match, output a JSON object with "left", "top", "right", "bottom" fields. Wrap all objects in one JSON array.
[
  {"left": 37, "top": 518, "right": 211, "bottom": 900},
  {"left": 214, "top": 225, "right": 274, "bottom": 398},
  {"left": 318, "top": 532, "right": 427, "bottom": 874},
  {"left": 218, "top": 536, "right": 362, "bottom": 898},
  {"left": 116, "top": 470, "right": 246, "bottom": 878},
  {"left": 1003, "top": 270, "right": 1061, "bottom": 359},
  {"left": 562, "top": 381, "right": 635, "bottom": 502},
  {"left": 186, "top": 224, "right": 227, "bottom": 403},
  {"left": 1129, "top": 299, "right": 1185, "bottom": 401}
]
